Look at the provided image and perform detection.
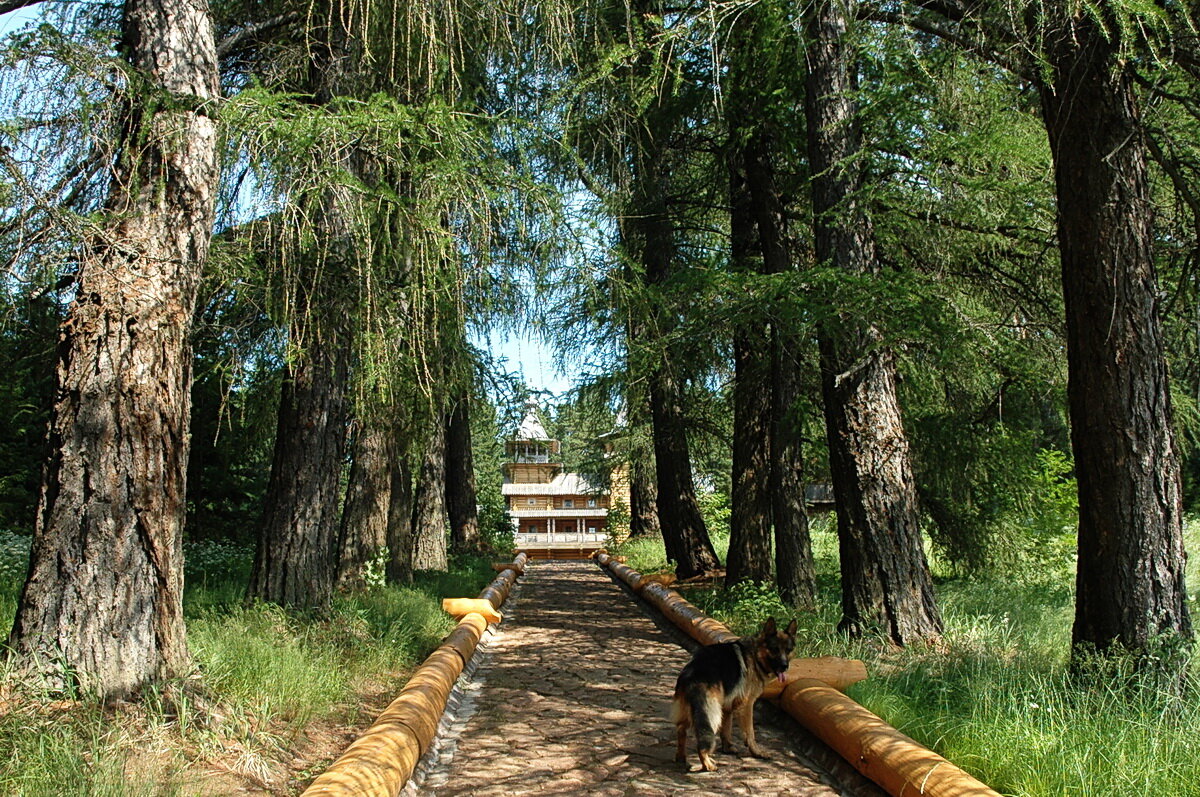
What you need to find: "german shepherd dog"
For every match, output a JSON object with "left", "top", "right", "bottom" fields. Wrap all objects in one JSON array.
[{"left": 671, "top": 617, "right": 797, "bottom": 771}]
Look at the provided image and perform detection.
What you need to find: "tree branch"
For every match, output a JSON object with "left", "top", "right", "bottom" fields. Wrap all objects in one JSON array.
[{"left": 0, "top": 0, "right": 47, "bottom": 17}]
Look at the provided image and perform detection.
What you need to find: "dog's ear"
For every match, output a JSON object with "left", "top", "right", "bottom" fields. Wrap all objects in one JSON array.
[
  {"left": 761, "top": 617, "right": 777, "bottom": 636},
  {"left": 785, "top": 618, "right": 798, "bottom": 638}
]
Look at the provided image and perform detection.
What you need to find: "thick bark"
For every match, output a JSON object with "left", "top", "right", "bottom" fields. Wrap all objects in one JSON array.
[
  {"left": 386, "top": 446, "right": 414, "bottom": 585},
  {"left": 7, "top": 0, "right": 219, "bottom": 697},
  {"left": 629, "top": 455, "right": 660, "bottom": 538},
  {"left": 444, "top": 393, "right": 480, "bottom": 553},
  {"left": 805, "top": 0, "right": 941, "bottom": 645},
  {"left": 772, "top": 335, "right": 816, "bottom": 608},
  {"left": 336, "top": 416, "right": 393, "bottom": 590},
  {"left": 411, "top": 422, "right": 448, "bottom": 571},
  {"left": 1039, "top": 14, "right": 1191, "bottom": 662},
  {"left": 248, "top": 324, "right": 351, "bottom": 609},
  {"left": 647, "top": 376, "right": 721, "bottom": 579},
  {"left": 726, "top": 143, "right": 774, "bottom": 585}
]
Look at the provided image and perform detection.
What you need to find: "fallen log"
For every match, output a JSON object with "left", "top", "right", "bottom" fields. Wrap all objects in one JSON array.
[
  {"left": 779, "top": 678, "right": 998, "bottom": 797},
  {"left": 760, "top": 656, "right": 868, "bottom": 697},
  {"left": 304, "top": 553, "right": 525, "bottom": 796}
]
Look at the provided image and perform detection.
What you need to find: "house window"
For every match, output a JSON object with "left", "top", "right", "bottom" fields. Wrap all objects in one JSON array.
[
  {"left": 527, "top": 498, "right": 537, "bottom": 505},
  {"left": 588, "top": 526, "right": 598, "bottom": 535},
  {"left": 528, "top": 525, "right": 538, "bottom": 534},
  {"left": 587, "top": 498, "right": 597, "bottom": 508},
  {"left": 563, "top": 499, "right": 574, "bottom": 508}
]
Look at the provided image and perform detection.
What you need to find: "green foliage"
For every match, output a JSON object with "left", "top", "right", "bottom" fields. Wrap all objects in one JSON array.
[
  {"left": 0, "top": 530, "right": 30, "bottom": 631},
  {"left": 0, "top": 292, "right": 58, "bottom": 534}
]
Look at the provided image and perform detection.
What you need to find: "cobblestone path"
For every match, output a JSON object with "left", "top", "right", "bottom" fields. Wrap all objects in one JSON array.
[{"left": 417, "top": 561, "right": 886, "bottom": 797}]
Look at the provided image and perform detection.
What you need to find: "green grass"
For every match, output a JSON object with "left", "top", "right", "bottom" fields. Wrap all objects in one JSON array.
[
  {"left": 0, "top": 538, "right": 494, "bottom": 794},
  {"left": 618, "top": 517, "right": 1200, "bottom": 796}
]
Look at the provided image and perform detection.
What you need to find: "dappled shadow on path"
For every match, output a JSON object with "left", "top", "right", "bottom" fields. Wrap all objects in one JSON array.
[{"left": 422, "top": 561, "right": 885, "bottom": 796}]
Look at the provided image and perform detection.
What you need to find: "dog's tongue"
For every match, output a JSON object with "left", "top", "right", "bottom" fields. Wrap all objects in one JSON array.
[{"left": 777, "top": 672, "right": 787, "bottom": 684}]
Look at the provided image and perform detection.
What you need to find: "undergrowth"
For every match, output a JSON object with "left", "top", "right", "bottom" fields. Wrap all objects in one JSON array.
[
  {"left": 616, "top": 516, "right": 1200, "bottom": 796},
  {"left": 0, "top": 536, "right": 492, "bottom": 794}
]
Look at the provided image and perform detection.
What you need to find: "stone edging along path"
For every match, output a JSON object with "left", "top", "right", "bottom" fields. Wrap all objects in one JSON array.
[
  {"left": 301, "top": 553, "right": 529, "bottom": 796},
  {"left": 594, "top": 553, "right": 1000, "bottom": 797}
]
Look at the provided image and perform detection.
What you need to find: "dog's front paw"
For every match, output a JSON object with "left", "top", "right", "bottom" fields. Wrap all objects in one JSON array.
[
  {"left": 747, "top": 746, "right": 769, "bottom": 760},
  {"left": 720, "top": 742, "right": 736, "bottom": 754}
]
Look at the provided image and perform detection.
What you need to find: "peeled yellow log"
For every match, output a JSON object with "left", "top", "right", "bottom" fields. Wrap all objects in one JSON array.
[
  {"left": 609, "top": 561, "right": 643, "bottom": 591},
  {"left": 442, "top": 598, "right": 502, "bottom": 624},
  {"left": 477, "top": 585, "right": 508, "bottom": 609},
  {"left": 777, "top": 678, "right": 998, "bottom": 797},
  {"left": 595, "top": 552, "right": 611, "bottom": 566},
  {"left": 306, "top": 554, "right": 526, "bottom": 796},
  {"left": 440, "top": 614, "right": 488, "bottom": 667},
  {"left": 302, "top": 710, "right": 422, "bottom": 795},
  {"left": 760, "top": 657, "right": 868, "bottom": 698},
  {"left": 303, "top": 641, "right": 467, "bottom": 795}
]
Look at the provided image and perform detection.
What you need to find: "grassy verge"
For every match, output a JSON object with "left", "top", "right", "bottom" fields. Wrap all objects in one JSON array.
[
  {"left": 0, "top": 536, "right": 495, "bottom": 795},
  {"left": 615, "top": 518, "right": 1200, "bottom": 796}
]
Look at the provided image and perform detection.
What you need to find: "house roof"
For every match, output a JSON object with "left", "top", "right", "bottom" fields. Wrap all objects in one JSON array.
[{"left": 502, "top": 471, "right": 604, "bottom": 496}]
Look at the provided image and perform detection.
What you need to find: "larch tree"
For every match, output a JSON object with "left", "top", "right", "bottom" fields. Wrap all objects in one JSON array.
[
  {"left": 336, "top": 411, "right": 394, "bottom": 590},
  {"left": 723, "top": 0, "right": 815, "bottom": 600},
  {"left": 8, "top": 0, "right": 221, "bottom": 695},
  {"left": 246, "top": 4, "right": 357, "bottom": 609},
  {"left": 623, "top": 0, "right": 720, "bottom": 579},
  {"left": 868, "top": 0, "right": 1195, "bottom": 672},
  {"left": 804, "top": 0, "right": 943, "bottom": 644},
  {"left": 445, "top": 389, "right": 481, "bottom": 553},
  {"left": 411, "top": 415, "right": 449, "bottom": 571},
  {"left": 1036, "top": 1, "right": 1192, "bottom": 666}
]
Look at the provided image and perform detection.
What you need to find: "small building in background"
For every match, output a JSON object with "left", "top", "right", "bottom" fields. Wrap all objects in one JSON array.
[{"left": 502, "top": 403, "right": 621, "bottom": 558}]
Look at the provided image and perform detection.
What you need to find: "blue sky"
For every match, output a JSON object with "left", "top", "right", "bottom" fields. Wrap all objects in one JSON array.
[{"left": 474, "top": 329, "right": 572, "bottom": 397}]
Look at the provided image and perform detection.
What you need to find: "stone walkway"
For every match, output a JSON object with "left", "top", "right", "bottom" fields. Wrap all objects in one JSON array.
[{"left": 415, "top": 561, "right": 886, "bottom": 796}]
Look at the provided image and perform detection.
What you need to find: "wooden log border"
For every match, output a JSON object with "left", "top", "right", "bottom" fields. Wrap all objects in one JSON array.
[
  {"left": 302, "top": 552, "right": 530, "bottom": 796},
  {"left": 593, "top": 552, "right": 999, "bottom": 797}
]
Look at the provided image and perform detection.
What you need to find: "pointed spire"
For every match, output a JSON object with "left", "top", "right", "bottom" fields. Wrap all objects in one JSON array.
[{"left": 514, "top": 399, "right": 550, "bottom": 441}]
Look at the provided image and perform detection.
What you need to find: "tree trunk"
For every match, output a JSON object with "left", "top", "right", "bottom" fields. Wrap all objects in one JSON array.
[
  {"left": 647, "top": 376, "right": 721, "bottom": 579},
  {"left": 746, "top": 132, "right": 817, "bottom": 607},
  {"left": 248, "top": 323, "right": 351, "bottom": 609},
  {"left": 411, "top": 422, "right": 448, "bottom": 571},
  {"left": 629, "top": 455, "right": 660, "bottom": 538},
  {"left": 805, "top": 0, "right": 942, "bottom": 645},
  {"left": 386, "top": 443, "right": 414, "bottom": 585},
  {"left": 772, "top": 334, "right": 816, "bottom": 608},
  {"left": 1039, "top": 13, "right": 1192, "bottom": 666},
  {"left": 336, "top": 415, "right": 393, "bottom": 590},
  {"left": 7, "top": 0, "right": 219, "bottom": 697},
  {"left": 726, "top": 142, "right": 774, "bottom": 585},
  {"left": 444, "top": 393, "right": 480, "bottom": 553},
  {"left": 615, "top": 0, "right": 720, "bottom": 580}
]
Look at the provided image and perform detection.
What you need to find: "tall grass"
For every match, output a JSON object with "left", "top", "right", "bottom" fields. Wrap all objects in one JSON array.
[
  {"left": 0, "top": 537, "right": 493, "bottom": 794},
  {"left": 618, "top": 517, "right": 1200, "bottom": 796}
]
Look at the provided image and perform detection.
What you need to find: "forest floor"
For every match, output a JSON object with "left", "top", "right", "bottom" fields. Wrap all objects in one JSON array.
[{"left": 410, "top": 560, "right": 885, "bottom": 797}]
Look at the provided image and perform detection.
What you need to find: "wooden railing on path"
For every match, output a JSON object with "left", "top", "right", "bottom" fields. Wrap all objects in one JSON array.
[
  {"left": 594, "top": 552, "right": 1000, "bottom": 797},
  {"left": 302, "top": 552, "right": 529, "bottom": 796}
]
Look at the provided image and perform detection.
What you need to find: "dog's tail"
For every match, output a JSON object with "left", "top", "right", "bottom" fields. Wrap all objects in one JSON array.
[{"left": 681, "top": 682, "right": 722, "bottom": 750}]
